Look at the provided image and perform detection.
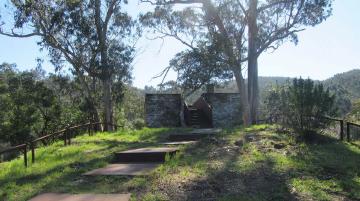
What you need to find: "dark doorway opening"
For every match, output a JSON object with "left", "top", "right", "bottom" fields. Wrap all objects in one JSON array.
[{"left": 184, "top": 97, "right": 213, "bottom": 128}]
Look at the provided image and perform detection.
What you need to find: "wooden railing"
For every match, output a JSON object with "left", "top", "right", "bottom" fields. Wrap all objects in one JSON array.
[
  {"left": 321, "top": 116, "right": 345, "bottom": 141},
  {"left": 0, "top": 144, "right": 28, "bottom": 167},
  {"left": 0, "top": 122, "right": 122, "bottom": 167},
  {"left": 346, "top": 121, "right": 360, "bottom": 141},
  {"left": 257, "top": 115, "right": 359, "bottom": 142},
  {"left": 320, "top": 116, "right": 360, "bottom": 142}
]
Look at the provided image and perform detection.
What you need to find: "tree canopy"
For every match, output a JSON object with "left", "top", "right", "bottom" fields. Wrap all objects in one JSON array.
[
  {"left": 141, "top": 0, "right": 333, "bottom": 124},
  {"left": 0, "top": 0, "right": 139, "bottom": 130}
]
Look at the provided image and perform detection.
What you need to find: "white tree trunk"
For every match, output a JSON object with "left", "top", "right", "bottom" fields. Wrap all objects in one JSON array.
[
  {"left": 248, "top": 0, "right": 259, "bottom": 124},
  {"left": 103, "top": 78, "right": 113, "bottom": 131}
]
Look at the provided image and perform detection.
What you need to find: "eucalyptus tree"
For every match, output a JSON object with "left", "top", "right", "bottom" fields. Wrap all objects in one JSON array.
[
  {"left": 246, "top": 0, "right": 332, "bottom": 123},
  {"left": 0, "top": 0, "right": 137, "bottom": 131},
  {"left": 141, "top": 0, "right": 251, "bottom": 123},
  {"left": 141, "top": 0, "right": 332, "bottom": 124},
  {"left": 0, "top": 64, "right": 62, "bottom": 146}
]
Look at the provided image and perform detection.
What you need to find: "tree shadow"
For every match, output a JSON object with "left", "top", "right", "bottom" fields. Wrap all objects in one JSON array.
[
  {"left": 159, "top": 131, "right": 360, "bottom": 201},
  {"left": 294, "top": 136, "right": 360, "bottom": 199},
  {"left": 178, "top": 139, "right": 299, "bottom": 201}
]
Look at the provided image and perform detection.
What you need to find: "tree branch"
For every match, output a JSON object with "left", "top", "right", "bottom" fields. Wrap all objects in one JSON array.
[
  {"left": 141, "top": 0, "right": 203, "bottom": 5},
  {"left": 0, "top": 30, "right": 42, "bottom": 38}
]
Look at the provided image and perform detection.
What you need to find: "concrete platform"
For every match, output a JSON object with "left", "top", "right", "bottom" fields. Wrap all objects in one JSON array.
[
  {"left": 161, "top": 141, "right": 198, "bottom": 145},
  {"left": 115, "top": 147, "right": 179, "bottom": 163},
  {"left": 83, "top": 163, "right": 160, "bottom": 176},
  {"left": 29, "top": 193, "right": 130, "bottom": 201},
  {"left": 168, "top": 128, "right": 221, "bottom": 141},
  {"left": 190, "top": 128, "right": 222, "bottom": 134},
  {"left": 168, "top": 133, "right": 214, "bottom": 141}
]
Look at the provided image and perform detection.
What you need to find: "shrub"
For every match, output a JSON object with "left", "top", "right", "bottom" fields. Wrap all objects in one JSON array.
[
  {"left": 133, "top": 118, "right": 146, "bottom": 130},
  {"left": 265, "top": 78, "right": 336, "bottom": 137}
]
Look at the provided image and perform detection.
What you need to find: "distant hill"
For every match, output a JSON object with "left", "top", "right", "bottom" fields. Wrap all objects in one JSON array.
[
  {"left": 211, "top": 69, "right": 360, "bottom": 115},
  {"left": 214, "top": 69, "right": 360, "bottom": 101},
  {"left": 139, "top": 69, "right": 360, "bottom": 114},
  {"left": 323, "top": 69, "right": 360, "bottom": 100}
]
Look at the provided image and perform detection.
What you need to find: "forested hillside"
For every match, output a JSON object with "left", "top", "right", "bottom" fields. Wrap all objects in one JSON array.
[
  {"left": 323, "top": 69, "right": 360, "bottom": 100},
  {"left": 0, "top": 63, "right": 145, "bottom": 151},
  {"left": 213, "top": 69, "right": 360, "bottom": 116},
  {"left": 213, "top": 69, "right": 360, "bottom": 99}
]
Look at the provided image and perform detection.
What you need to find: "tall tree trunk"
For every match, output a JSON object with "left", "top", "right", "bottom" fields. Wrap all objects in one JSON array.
[
  {"left": 89, "top": 76, "right": 101, "bottom": 130},
  {"left": 248, "top": 0, "right": 259, "bottom": 124},
  {"left": 74, "top": 68, "right": 101, "bottom": 126},
  {"left": 201, "top": 0, "right": 250, "bottom": 125},
  {"left": 233, "top": 67, "right": 251, "bottom": 125},
  {"left": 103, "top": 78, "right": 113, "bottom": 131},
  {"left": 94, "top": 0, "right": 113, "bottom": 131}
]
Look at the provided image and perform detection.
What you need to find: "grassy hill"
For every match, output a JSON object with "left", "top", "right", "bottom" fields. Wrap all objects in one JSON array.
[{"left": 0, "top": 126, "right": 359, "bottom": 201}]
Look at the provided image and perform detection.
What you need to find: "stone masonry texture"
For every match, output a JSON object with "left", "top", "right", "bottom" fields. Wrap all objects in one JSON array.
[
  {"left": 203, "top": 93, "right": 242, "bottom": 127},
  {"left": 145, "top": 94, "right": 182, "bottom": 127}
]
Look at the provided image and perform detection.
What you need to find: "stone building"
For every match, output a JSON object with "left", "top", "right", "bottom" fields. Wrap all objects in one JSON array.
[
  {"left": 202, "top": 93, "right": 242, "bottom": 127},
  {"left": 145, "top": 94, "right": 182, "bottom": 127},
  {"left": 145, "top": 92, "right": 242, "bottom": 128}
]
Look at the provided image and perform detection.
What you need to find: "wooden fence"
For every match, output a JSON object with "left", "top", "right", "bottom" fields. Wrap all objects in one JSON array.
[
  {"left": 257, "top": 115, "right": 359, "bottom": 142},
  {"left": 347, "top": 121, "right": 360, "bottom": 141},
  {"left": 0, "top": 122, "right": 122, "bottom": 167},
  {"left": 320, "top": 116, "right": 360, "bottom": 142}
]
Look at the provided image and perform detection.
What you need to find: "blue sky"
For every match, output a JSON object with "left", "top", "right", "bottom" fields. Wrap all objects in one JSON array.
[{"left": 0, "top": 0, "right": 359, "bottom": 88}]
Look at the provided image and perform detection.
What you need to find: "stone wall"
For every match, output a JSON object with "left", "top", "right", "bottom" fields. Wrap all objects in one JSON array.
[
  {"left": 145, "top": 94, "right": 182, "bottom": 127},
  {"left": 203, "top": 93, "right": 242, "bottom": 127}
]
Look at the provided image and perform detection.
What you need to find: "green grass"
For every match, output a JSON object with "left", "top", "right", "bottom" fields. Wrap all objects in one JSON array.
[
  {"left": 1, "top": 125, "right": 359, "bottom": 201},
  {"left": 0, "top": 128, "right": 175, "bottom": 201}
]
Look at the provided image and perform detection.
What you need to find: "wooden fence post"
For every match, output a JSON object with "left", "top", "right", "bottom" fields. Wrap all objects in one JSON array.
[
  {"left": 340, "top": 120, "right": 344, "bottom": 141},
  {"left": 64, "top": 130, "right": 67, "bottom": 146},
  {"left": 68, "top": 129, "right": 71, "bottom": 145},
  {"left": 24, "top": 145, "right": 28, "bottom": 167},
  {"left": 31, "top": 143, "right": 35, "bottom": 164},
  {"left": 88, "top": 122, "right": 92, "bottom": 136},
  {"left": 346, "top": 122, "right": 350, "bottom": 142}
]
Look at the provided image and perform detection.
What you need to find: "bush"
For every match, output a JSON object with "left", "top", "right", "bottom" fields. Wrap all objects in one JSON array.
[
  {"left": 133, "top": 118, "right": 145, "bottom": 130},
  {"left": 265, "top": 78, "right": 336, "bottom": 137}
]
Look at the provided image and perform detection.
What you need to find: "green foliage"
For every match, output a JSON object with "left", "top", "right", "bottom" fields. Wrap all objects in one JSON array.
[
  {"left": 0, "top": 64, "right": 62, "bottom": 145},
  {"left": 265, "top": 78, "right": 336, "bottom": 136},
  {"left": 323, "top": 69, "right": 360, "bottom": 116},
  {"left": 323, "top": 69, "right": 360, "bottom": 100},
  {"left": 141, "top": 0, "right": 332, "bottom": 94},
  {"left": 1, "top": 0, "right": 138, "bottom": 128},
  {"left": 116, "top": 86, "right": 145, "bottom": 129},
  {"left": 0, "top": 61, "right": 149, "bottom": 148}
]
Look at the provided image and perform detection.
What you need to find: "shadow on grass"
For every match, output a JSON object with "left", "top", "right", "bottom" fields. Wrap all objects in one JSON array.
[
  {"left": 180, "top": 140, "right": 298, "bottom": 201},
  {"left": 156, "top": 129, "right": 360, "bottom": 201},
  {"left": 294, "top": 136, "right": 360, "bottom": 199}
]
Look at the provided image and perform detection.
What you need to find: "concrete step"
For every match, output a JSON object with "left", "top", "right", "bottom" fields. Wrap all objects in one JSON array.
[
  {"left": 168, "top": 133, "right": 213, "bottom": 141},
  {"left": 161, "top": 141, "right": 198, "bottom": 145},
  {"left": 29, "top": 193, "right": 131, "bottom": 201},
  {"left": 83, "top": 163, "right": 160, "bottom": 176},
  {"left": 191, "top": 128, "right": 222, "bottom": 134},
  {"left": 114, "top": 147, "right": 179, "bottom": 163}
]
